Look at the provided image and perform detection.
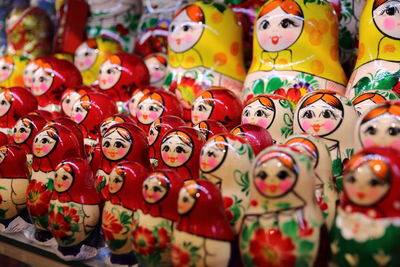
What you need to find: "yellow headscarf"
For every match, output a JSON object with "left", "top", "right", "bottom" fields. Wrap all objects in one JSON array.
[
  {"left": 0, "top": 55, "right": 29, "bottom": 87},
  {"left": 168, "top": 1, "right": 246, "bottom": 82},
  {"left": 248, "top": 0, "right": 347, "bottom": 85}
]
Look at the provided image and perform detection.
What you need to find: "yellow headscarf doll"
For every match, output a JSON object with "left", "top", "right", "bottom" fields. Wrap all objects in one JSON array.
[
  {"left": 346, "top": 0, "right": 400, "bottom": 99},
  {"left": 0, "top": 55, "right": 29, "bottom": 88},
  {"left": 74, "top": 38, "right": 122, "bottom": 85},
  {"left": 243, "top": 0, "right": 347, "bottom": 101}
]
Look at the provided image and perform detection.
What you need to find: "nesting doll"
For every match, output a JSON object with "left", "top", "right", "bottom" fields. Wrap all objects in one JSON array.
[
  {"left": 0, "top": 55, "right": 29, "bottom": 88},
  {"left": 5, "top": 7, "right": 52, "bottom": 58},
  {"left": 0, "top": 87, "right": 37, "bottom": 137},
  {"left": 128, "top": 86, "right": 158, "bottom": 119},
  {"left": 97, "top": 53, "right": 150, "bottom": 113},
  {"left": 166, "top": 1, "right": 246, "bottom": 119},
  {"left": 172, "top": 179, "right": 234, "bottom": 267},
  {"left": 102, "top": 161, "right": 150, "bottom": 266},
  {"left": 60, "top": 86, "right": 95, "bottom": 117},
  {"left": 12, "top": 114, "right": 46, "bottom": 169},
  {"left": 200, "top": 134, "right": 254, "bottom": 233},
  {"left": 74, "top": 38, "right": 122, "bottom": 85},
  {"left": 294, "top": 90, "right": 358, "bottom": 191},
  {"left": 95, "top": 122, "right": 150, "bottom": 201},
  {"left": 159, "top": 126, "right": 205, "bottom": 179},
  {"left": 136, "top": 90, "right": 183, "bottom": 132},
  {"left": 134, "top": 169, "right": 184, "bottom": 266},
  {"left": 0, "top": 145, "right": 30, "bottom": 230},
  {"left": 242, "top": 94, "right": 294, "bottom": 143},
  {"left": 331, "top": 147, "right": 400, "bottom": 267},
  {"left": 191, "top": 88, "right": 242, "bottom": 129},
  {"left": 144, "top": 53, "right": 168, "bottom": 87},
  {"left": 31, "top": 57, "right": 82, "bottom": 115},
  {"left": 243, "top": 0, "right": 347, "bottom": 100},
  {"left": 27, "top": 125, "right": 82, "bottom": 243},
  {"left": 231, "top": 124, "right": 273, "bottom": 155},
  {"left": 23, "top": 59, "right": 39, "bottom": 88},
  {"left": 285, "top": 134, "right": 338, "bottom": 231},
  {"left": 346, "top": 0, "right": 400, "bottom": 99},
  {"left": 71, "top": 92, "right": 118, "bottom": 146},
  {"left": 148, "top": 115, "right": 186, "bottom": 168},
  {"left": 193, "top": 120, "right": 228, "bottom": 140},
  {"left": 99, "top": 114, "right": 135, "bottom": 138},
  {"left": 49, "top": 158, "right": 101, "bottom": 259},
  {"left": 352, "top": 90, "right": 399, "bottom": 116},
  {"left": 355, "top": 101, "right": 400, "bottom": 152},
  {"left": 239, "top": 146, "right": 324, "bottom": 267}
]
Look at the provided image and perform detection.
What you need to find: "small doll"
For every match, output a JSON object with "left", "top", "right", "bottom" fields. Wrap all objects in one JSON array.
[
  {"left": 0, "top": 55, "right": 29, "bottom": 87},
  {"left": 60, "top": 86, "right": 95, "bottom": 117},
  {"left": 128, "top": 86, "right": 158, "bottom": 119},
  {"left": 193, "top": 120, "right": 228, "bottom": 140},
  {"left": 144, "top": 53, "right": 168, "bottom": 87}
]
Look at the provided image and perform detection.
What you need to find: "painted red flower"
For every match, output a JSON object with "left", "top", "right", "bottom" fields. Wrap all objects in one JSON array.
[
  {"left": 393, "top": 82, "right": 400, "bottom": 94},
  {"left": 132, "top": 226, "right": 156, "bottom": 256},
  {"left": 48, "top": 210, "right": 71, "bottom": 239},
  {"left": 299, "top": 220, "right": 314, "bottom": 237},
  {"left": 249, "top": 228, "right": 296, "bottom": 267},
  {"left": 169, "top": 77, "right": 203, "bottom": 109},
  {"left": 223, "top": 196, "right": 234, "bottom": 221},
  {"left": 157, "top": 227, "right": 170, "bottom": 250},
  {"left": 116, "top": 24, "right": 129, "bottom": 36},
  {"left": 27, "top": 180, "right": 52, "bottom": 217},
  {"left": 62, "top": 206, "right": 80, "bottom": 224},
  {"left": 274, "top": 88, "right": 302, "bottom": 105},
  {"left": 317, "top": 197, "right": 328, "bottom": 211},
  {"left": 102, "top": 210, "right": 123, "bottom": 241},
  {"left": 171, "top": 245, "right": 191, "bottom": 267}
]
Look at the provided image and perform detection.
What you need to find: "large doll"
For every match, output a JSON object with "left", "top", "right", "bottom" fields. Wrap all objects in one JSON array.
[{"left": 243, "top": 0, "right": 347, "bottom": 100}]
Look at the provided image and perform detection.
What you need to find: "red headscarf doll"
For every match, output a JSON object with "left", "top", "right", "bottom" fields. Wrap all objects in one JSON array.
[
  {"left": 60, "top": 85, "right": 96, "bottom": 117},
  {"left": 231, "top": 123, "right": 273, "bottom": 155},
  {"left": 193, "top": 119, "right": 228, "bottom": 140},
  {"left": 12, "top": 114, "right": 46, "bottom": 155}
]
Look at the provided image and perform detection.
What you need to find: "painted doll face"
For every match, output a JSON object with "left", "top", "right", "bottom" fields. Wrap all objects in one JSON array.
[
  {"left": 168, "top": 10, "right": 204, "bottom": 53},
  {"left": 200, "top": 140, "right": 226, "bottom": 172},
  {"left": 354, "top": 99, "right": 377, "bottom": 117},
  {"left": 253, "top": 157, "right": 297, "bottom": 198},
  {"left": 33, "top": 130, "right": 57, "bottom": 157},
  {"left": 344, "top": 161, "right": 390, "bottom": 206},
  {"left": 32, "top": 68, "right": 53, "bottom": 96},
  {"left": 256, "top": 7, "right": 304, "bottom": 52},
  {"left": 102, "top": 129, "right": 132, "bottom": 161},
  {"left": 0, "top": 58, "right": 13, "bottom": 82},
  {"left": 71, "top": 101, "right": 88, "bottom": 124},
  {"left": 23, "top": 62, "right": 37, "bottom": 88},
  {"left": 108, "top": 168, "right": 124, "bottom": 194},
  {"left": 373, "top": 0, "right": 400, "bottom": 39},
  {"left": 98, "top": 60, "right": 121, "bottom": 90},
  {"left": 161, "top": 134, "right": 193, "bottom": 167},
  {"left": 0, "top": 93, "right": 11, "bottom": 117},
  {"left": 242, "top": 100, "right": 275, "bottom": 129},
  {"left": 177, "top": 182, "right": 197, "bottom": 214},
  {"left": 360, "top": 114, "right": 400, "bottom": 149},
  {"left": 145, "top": 57, "right": 166, "bottom": 84},
  {"left": 54, "top": 167, "right": 74, "bottom": 192},
  {"left": 298, "top": 99, "right": 343, "bottom": 136},
  {"left": 148, "top": 121, "right": 160, "bottom": 146},
  {"left": 137, "top": 98, "right": 164, "bottom": 125},
  {"left": 62, "top": 91, "right": 81, "bottom": 117},
  {"left": 13, "top": 120, "right": 32, "bottom": 144},
  {"left": 129, "top": 91, "right": 146, "bottom": 117},
  {"left": 74, "top": 42, "right": 98, "bottom": 71},
  {"left": 191, "top": 96, "right": 213, "bottom": 124},
  {"left": 143, "top": 176, "right": 168, "bottom": 204}
]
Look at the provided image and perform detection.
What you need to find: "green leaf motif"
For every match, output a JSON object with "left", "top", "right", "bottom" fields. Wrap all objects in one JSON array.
[
  {"left": 332, "top": 158, "right": 343, "bottom": 177},
  {"left": 46, "top": 178, "right": 54, "bottom": 191},
  {"left": 282, "top": 219, "right": 299, "bottom": 240},
  {"left": 120, "top": 211, "right": 132, "bottom": 225},
  {"left": 109, "top": 238, "right": 127, "bottom": 251},
  {"left": 0, "top": 208, "right": 7, "bottom": 220},
  {"left": 71, "top": 223, "right": 80, "bottom": 233},
  {"left": 276, "top": 202, "right": 291, "bottom": 210},
  {"left": 252, "top": 79, "right": 265, "bottom": 95},
  {"left": 266, "top": 77, "right": 284, "bottom": 93},
  {"left": 298, "top": 240, "right": 314, "bottom": 254},
  {"left": 163, "top": 72, "right": 173, "bottom": 87}
]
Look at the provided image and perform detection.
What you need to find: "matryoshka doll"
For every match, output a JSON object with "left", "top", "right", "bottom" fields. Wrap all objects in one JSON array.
[
  {"left": 352, "top": 90, "right": 399, "bottom": 116},
  {"left": 243, "top": 0, "right": 347, "bottom": 100},
  {"left": 60, "top": 86, "right": 95, "bottom": 117},
  {"left": 193, "top": 120, "right": 228, "bottom": 140},
  {"left": 355, "top": 101, "right": 400, "bottom": 152},
  {"left": 294, "top": 90, "right": 358, "bottom": 191},
  {"left": 74, "top": 37, "right": 122, "bottom": 85},
  {"left": 134, "top": 169, "right": 184, "bottom": 266},
  {"left": 239, "top": 146, "right": 323, "bottom": 267},
  {"left": 148, "top": 115, "right": 186, "bottom": 168},
  {"left": 242, "top": 94, "right": 294, "bottom": 143},
  {"left": 200, "top": 133, "right": 254, "bottom": 233},
  {"left": 99, "top": 114, "right": 135, "bottom": 138},
  {"left": 172, "top": 179, "right": 235, "bottom": 267},
  {"left": 0, "top": 87, "right": 38, "bottom": 137},
  {"left": 166, "top": 1, "right": 246, "bottom": 119},
  {"left": 31, "top": 57, "right": 82, "bottom": 115},
  {"left": 95, "top": 122, "right": 150, "bottom": 201},
  {"left": 70, "top": 92, "right": 118, "bottom": 146},
  {"left": 49, "top": 158, "right": 101, "bottom": 259},
  {"left": 27, "top": 125, "right": 82, "bottom": 243},
  {"left": 12, "top": 114, "right": 46, "bottom": 169},
  {"left": 144, "top": 53, "right": 168, "bottom": 87},
  {"left": 285, "top": 134, "right": 338, "bottom": 231},
  {"left": 23, "top": 59, "right": 40, "bottom": 88},
  {"left": 0, "top": 55, "right": 29, "bottom": 88},
  {"left": 331, "top": 147, "right": 400, "bottom": 267},
  {"left": 0, "top": 145, "right": 30, "bottom": 231},
  {"left": 97, "top": 53, "right": 150, "bottom": 113},
  {"left": 128, "top": 86, "right": 158, "bottom": 120},
  {"left": 231, "top": 123, "right": 273, "bottom": 155},
  {"left": 159, "top": 126, "right": 205, "bottom": 179},
  {"left": 346, "top": 0, "right": 400, "bottom": 99},
  {"left": 102, "top": 161, "right": 150, "bottom": 266},
  {"left": 136, "top": 90, "right": 183, "bottom": 133},
  {"left": 191, "top": 88, "right": 242, "bottom": 130}
]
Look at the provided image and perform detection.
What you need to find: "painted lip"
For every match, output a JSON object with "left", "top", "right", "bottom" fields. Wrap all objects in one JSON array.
[
  {"left": 142, "top": 114, "right": 149, "bottom": 120},
  {"left": 168, "top": 156, "right": 177, "bottom": 163},
  {"left": 201, "top": 161, "right": 208, "bottom": 169},
  {"left": 312, "top": 124, "right": 322, "bottom": 132},
  {"left": 267, "top": 184, "right": 279, "bottom": 193},
  {"left": 271, "top": 36, "right": 280, "bottom": 45},
  {"left": 357, "top": 192, "right": 366, "bottom": 199},
  {"left": 34, "top": 147, "right": 42, "bottom": 153},
  {"left": 108, "top": 151, "right": 117, "bottom": 158},
  {"left": 176, "top": 38, "right": 182, "bottom": 45}
]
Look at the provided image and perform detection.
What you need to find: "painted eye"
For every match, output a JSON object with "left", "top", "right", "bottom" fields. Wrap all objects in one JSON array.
[
  {"left": 144, "top": 184, "right": 149, "bottom": 190},
  {"left": 302, "top": 110, "right": 313, "bottom": 119},
  {"left": 103, "top": 141, "right": 111, "bottom": 148},
  {"left": 162, "top": 145, "right": 170, "bottom": 152},
  {"left": 182, "top": 196, "right": 189, "bottom": 203},
  {"left": 62, "top": 175, "right": 68, "bottom": 180},
  {"left": 150, "top": 129, "right": 154, "bottom": 135},
  {"left": 75, "top": 107, "right": 82, "bottom": 112},
  {"left": 182, "top": 24, "right": 191, "bottom": 31},
  {"left": 1, "top": 65, "right": 8, "bottom": 70},
  {"left": 243, "top": 109, "right": 250, "bottom": 117},
  {"left": 260, "top": 19, "right": 269, "bottom": 30},
  {"left": 41, "top": 138, "right": 49, "bottom": 144},
  {"left": 0, "top": 100, "right": 7, "bottom": 105},
  {"left": 256, "top": 171, "right": 268, "bottom": 180},
  {"left": 153, "top": 186, "right": 161, "bottom": 192},
  {"left": 107, "top": 68, "right": 113, "bottom": 74},
  {"left": 114, "top": 177, "right": 122, "bottom": 183},
  {"left": 255, "top": 109, "right": 266, "bottom": 117},
  {"left": 369, "top": 178, "right": 382, "bottom": 186},
  {"left": 84, "top": 52, "right": 90, "bottom": 57},
  {"left": 280, "top": 18, "right": 297, "bottom": 28},
  {"left": 115, "top": 141, "right": 125, "bottom": 148},
  {"left": 384, "top": 6, "right": 398, "bottom": 16},
  {"left": 20, "top": 128, "right": 26, "bottom": 133},
  {"left": 149, "top": 106, "right": 159, "bottom": 112},
  {"left": 39, "top": 76, "right": 46, "bottom": 83},
  {"left": 176, "top": 146, "right": 186, "bottom": 153},
  {"left": 171, "top": 25, "right": 175, "bottom": 32},
  {"left": 207, "top": 150, "right": 215, "bottom": 157},
  {"left": 13, "top": 128, "right": 17, "bottom": 133},
  {"left": 346, "top": 176, "right": 356, "bottom": 183},
  {"left": 277, "top": 170, "right": 289, "bottom": 180},
  {"left": 387, "top": 126, "right": 400, "bottom": 136},
  {"left": 365, "top": 126, "right": 377, "bottom": 135},
  {"left": 65, "top": 98, "right": 70, "bottom": 104},
  {"left": 99, "top": 69, "right": 102, "bottom": 74}
]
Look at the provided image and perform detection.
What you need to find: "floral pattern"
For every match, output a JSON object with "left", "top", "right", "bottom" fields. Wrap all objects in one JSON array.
[
  {"left": 48, "top": 204, "right": 81, "bottom": 246},
  {"left": 132, "top": 226, "right": 156, "bottom": 256},
  {"left": 27, "top": 179, "right": 53, "bottom": 228},
  {"left": 169, "top": 77, "right": 203, "bottom": 109},
  {"left": 352, "top": 70, "right": 400, "bottom": 97},
  {"left": 102, "top": 208, "right": 133, "bottom": 251},
  {"left": 171, "top": 242, "right": 201, "bottom": 267}
]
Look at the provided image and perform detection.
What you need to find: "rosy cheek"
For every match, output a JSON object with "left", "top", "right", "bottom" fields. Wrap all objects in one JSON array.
[
  {"left": 259, "top": 34, "right": 269, "bottom": 46},
  {"left": 363, "top": 138, "right": 377, "bottom": 147},
  {"left": 383, "top": 17, "right": 396, "bottom": 30},
  {"left": 207, "top": 157, "right": 218, "bottom": 168},
  {"left": 255, "top": 179, "right": 267, "bottom": 193},
  {"left": 117, "top": 148, "right": 128, "bottom": 156},
  {"left": 0, "top": 106, "right": 8, "bottom": 113},
  {"left": 152, "top": 192, "right": 160, "bottom": 200},
  {"left": 149, "top": 112, "right": 159, "bottom": 120},
  {"left": 279, "top": 179, "right": 293, "bottom": 193},
  {"left": 345, "top": 184, "right": 357, "bottom": 196},
  {"left": 84, "top": 58, "right": 93, "bottom": 66},
  {"left": 199, "top": 113, "right": 208, "bottom": 121},
  {"left": 20, "top": 133, "right": 27, "bottom": 141},
  {"left": 1, "top": 72, "right": 9, "bottom": 78},
  {"left": 107, "top": 76, "right": 114, "bottom": 84},
  {"left": 323, "top": 120, "right": 335, "bottom": 131},
  {"left": 62, "top": 180, "right": 70, "bottom": 188},
  {"left": 177, "top": 153, "right": 188, "bottom": 163},
  {"left": 39, "top": 83, "right": 48, "bottom": 92},
  {"left": 42, "top": 144, "right": 52, "bottom": 154},
  {"left": 136, "top": 110, "right": 142, "bottom": 118},
  {"left": 390, "top": 139, "right": 400, "bottom": 150},
  {"left": 368, "top": 187, "right": 385, "bottom": 201},
  {"left": 242, "top": 118, "right": 249, "bottom": 124},
  {"left": 161, "top": 152, "right": 169, "bottom": 160},
  {"left": 257, "top": 118, "right": 269, "bottom": 128},
  {"left": 183, "top": 34, "right": 193, "bottom": 43},
  {"left": 143, "top": 189, "right": 149, "bottom": 198},
  {"left": 152, "top": 71, "right": 162, "bottom": 79},
  {"left": 103, "top": 147, "right": 110, "bottom": 156},
  {"left": 301, "top": 120, "right": 311, "bottom": 131}
]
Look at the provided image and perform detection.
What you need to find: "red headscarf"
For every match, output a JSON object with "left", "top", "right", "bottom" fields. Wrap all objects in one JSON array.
[
  {"left": 194, "top": 119, "right": 227, "bottom": 140},
  {"left": 12, "top": 114, "right": 46, "bottom": 154},
  {"left": 0, "top": 145, "right": 29, "bottom": 178},
  {"left": 231, "top": 124, "right": 273, "bottom": 155}
]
